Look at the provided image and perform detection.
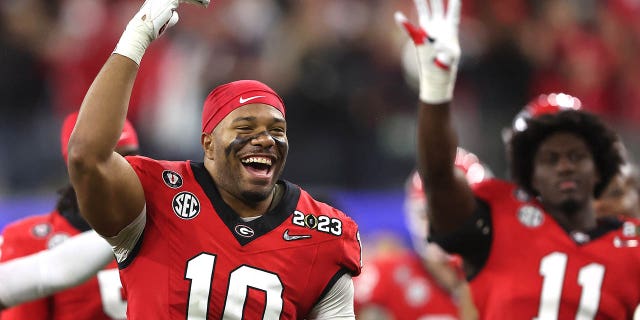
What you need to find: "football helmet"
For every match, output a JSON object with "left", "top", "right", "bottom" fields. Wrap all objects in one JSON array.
[{"left": 502, "top": 93, "right": 582, "bottom": 143}]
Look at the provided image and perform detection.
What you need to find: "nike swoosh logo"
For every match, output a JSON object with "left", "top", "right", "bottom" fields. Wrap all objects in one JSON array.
[
  {"left": 239, "top": 95, "right": 266, "bottom": 104},
  {"left": 283, "top": 229, "right": 311, "bottom": 241}
]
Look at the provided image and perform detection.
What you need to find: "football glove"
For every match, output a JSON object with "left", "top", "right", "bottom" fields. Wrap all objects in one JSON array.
[
  {"left": 114, "top": 0, "right": 210, "bottom": 65},
  {"left": 394, "top": 0, "right": 461, "bottom": 104}
]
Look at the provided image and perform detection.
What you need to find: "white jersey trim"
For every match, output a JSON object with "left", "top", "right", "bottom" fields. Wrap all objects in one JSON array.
[
  {"left": 104, "top": 205, "right": 147, "bottom": 263},
  {"left": 308, "top": 273, "right": 355, "bottom": 320}
]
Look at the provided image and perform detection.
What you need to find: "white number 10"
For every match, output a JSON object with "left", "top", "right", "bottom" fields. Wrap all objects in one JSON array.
[
  {"left": 185, "top": 253, "right": 284, "bottom": 320},
  {"left": 535, "top": 252, "right": 605, "bottom": 320}
]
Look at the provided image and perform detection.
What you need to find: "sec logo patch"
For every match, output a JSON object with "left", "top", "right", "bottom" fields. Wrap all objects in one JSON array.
[
  {"left": 173, "top": 191, "right": 200, "bottom": 219},
  {"left": 31, "top": 223, "right": 52, "bottom": 238},
  {"left": 517, "top": 205, "right": 544, "bottom": 228},
  {"left": 162, "top": 170, "right": 183, "bottom": 188}
]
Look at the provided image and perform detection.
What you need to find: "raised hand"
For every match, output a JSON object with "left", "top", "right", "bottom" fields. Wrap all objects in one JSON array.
[
  {"left": 180, "top": 0, "right": 210, "bottom": 6},
  {"left": 395, "top": 0, "right": 461, "bottom": 104},
  {"left": 114, "top": 0, "right": 209, "bottom": 65}
]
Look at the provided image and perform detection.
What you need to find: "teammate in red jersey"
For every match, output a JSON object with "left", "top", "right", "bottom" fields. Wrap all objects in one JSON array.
[
  {"left": 0, "top": 112, "right": 139, "bottom": 319},
  {"left": 396, "top": 0, "right": 640, "bottom": 318},
  {"left": 0, "top": 230, "right": 117, "bottom": 312},
  {"left": 66, "top": 0, "right": 362, "bottom": 319},
  {"left": 354, "top": 148, "right": 485, "bottom": 320}
]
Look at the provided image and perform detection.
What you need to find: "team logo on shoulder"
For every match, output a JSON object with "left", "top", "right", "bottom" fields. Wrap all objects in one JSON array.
[
  {"left": 31, "top": 223, "right": 52, "bottom": 238},
  {"left": 517, "top": 205, "right": 544, "bottom": 228},
  {"left": 615, "top": 222, "right": 640, "bottom": 247},
  {"left": 291, "top": 210, "right": 343, "bottom": 236},
  {"left": 47, "top": 233, "right": 70, "bottom": 249},
  {"left": 622, "top": 221, "right": 640, "bottom": 237},
  {"left": 514, "top": 188, "right": 531, "bottom": 202},
  {"left": 235, "top": 225, "right": 255, "bottom": 238},
  {"left": 162, "top": 170, "right": 183, "bottom": 188},
  {"left": 173, "top": 191, "right": 200, "bottom": 219}
]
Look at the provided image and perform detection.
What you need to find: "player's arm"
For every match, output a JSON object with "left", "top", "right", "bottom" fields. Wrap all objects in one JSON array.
[
  {"left": 421, "top": 243, "right": 463, "bottom": 294},
  {"left": 308, "top": 273, "right": 356, "bottom": 320},
  {"left": 0, "top": 231, "right": 113, "bottom": 308},
  {"left": 68, "top": 0, "right": 206, "bottom": 236},
  {"left": 395, "top": 0, "right": 475, "bottom": 234},
  {"left": 67, "top": 53, "right": 145, "bottom": 237}
]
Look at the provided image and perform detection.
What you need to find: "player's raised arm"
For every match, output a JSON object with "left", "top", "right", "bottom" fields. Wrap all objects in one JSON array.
[
  {"left": 395, "top": 0, "right": 475, "bottom": 234},
  {"left": 67, "top": 0, "right": 207, "bottom": 236}
]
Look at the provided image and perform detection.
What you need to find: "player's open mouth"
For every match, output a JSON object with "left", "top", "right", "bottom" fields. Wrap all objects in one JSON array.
[{"left": 241, "top": 156, "right": 274, "bottom": 178}]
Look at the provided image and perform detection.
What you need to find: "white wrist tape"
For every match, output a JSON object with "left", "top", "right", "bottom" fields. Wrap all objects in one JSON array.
[
  {"left": 113, "top": 0, "right": 180, "bottom": 65},
  {"left": 417, "top": 47, "right": 458, "bottom": 104},
  {"left": 114, "top": 27, "right": 152, "bottom": 65}
]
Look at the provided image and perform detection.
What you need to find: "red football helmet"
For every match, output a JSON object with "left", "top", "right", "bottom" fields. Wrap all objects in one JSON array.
[
  {"left": 512, "top": 93, "right": 582, "bottom": 132},
  {"left": 502, "top": 93, "right": 582, "bottom": 143},
  {"left": 404, "top": 148, "right": 493, "bottom": 257}
]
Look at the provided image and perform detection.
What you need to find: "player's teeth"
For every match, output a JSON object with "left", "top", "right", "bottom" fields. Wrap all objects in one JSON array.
[{"left": 241, "top": 157, "right": 272, "bottom": 166}]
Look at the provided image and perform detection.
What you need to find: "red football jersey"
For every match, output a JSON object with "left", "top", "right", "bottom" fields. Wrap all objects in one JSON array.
[
  {"left": 354, "top": 250, "right": 459, "bottom": 320},
  {"left": 0, "top": 211, "right": 125, "bottom": 320},
  {"left": 470, "top": 179, "right": 640, "bottom": 319},
  {"left": 122, "top": 156, "right": 362, "bottom": 319}
]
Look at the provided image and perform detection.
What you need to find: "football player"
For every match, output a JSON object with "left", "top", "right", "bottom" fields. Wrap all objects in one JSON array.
[
  {"left": 66, "top": 0, "right": 362, "bottom": 319},
  {"left": 354, "top": 148, "right": 485, "bottom": 320},
  {"left": 396, "top": 0, "right": 640, "bottom": 318},
  {"left": 0, "top": 230, "right": 113, "bottom": 311},
  {"left": 0, "top": 112, "right": 138, "bottom": 319}
]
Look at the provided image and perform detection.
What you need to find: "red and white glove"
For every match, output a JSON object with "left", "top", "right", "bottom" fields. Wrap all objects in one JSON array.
[
  {"left": 395, "top": 0, "right": 461, "bottom": 104},
  {"left": 114, "top": 0, "right": 210, "bottom": 65}
]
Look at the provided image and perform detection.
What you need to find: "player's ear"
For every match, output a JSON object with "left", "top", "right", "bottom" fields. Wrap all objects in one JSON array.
[{"left": 201, "top": 132, "right": 215, "bottom": 159}]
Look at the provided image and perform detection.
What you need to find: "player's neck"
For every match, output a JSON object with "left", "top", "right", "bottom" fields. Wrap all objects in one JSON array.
[
  {"left": 547, "top": 204, "right": 597, "bottom": 232},
  {"left": 218, "top": 184, "right": 282, "bottom": 219}
]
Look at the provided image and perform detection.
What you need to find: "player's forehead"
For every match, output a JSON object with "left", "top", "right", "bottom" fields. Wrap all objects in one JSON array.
[
  {"left": 537, "top": 132, "right": 590, "bottom": 154},
  {"left": 223, "top": 104, "right": 286, "bottom": 124}
]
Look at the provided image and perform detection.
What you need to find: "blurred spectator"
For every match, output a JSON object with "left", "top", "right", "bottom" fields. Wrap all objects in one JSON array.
[
  {"left": 1, "top": 0, "right": 640, "bottom": 197},
  {"left": 594, "top": 142, "right": 640, "bottom": 219},
  {"left": 354, "top": 154, "right": 489, "bottom": 320},
  {"left": 594, "top": 162, "right": 640, "bottom": 219}
]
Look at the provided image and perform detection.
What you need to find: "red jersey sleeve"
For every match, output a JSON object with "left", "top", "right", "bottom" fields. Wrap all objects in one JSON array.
[{"left": 338, "top": 210, "right": 362, "bottom": 276}]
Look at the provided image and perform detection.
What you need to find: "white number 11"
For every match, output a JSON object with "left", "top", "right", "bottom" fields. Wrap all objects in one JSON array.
[{"left": 535, "top": 252, "right": 604, "bottom": 320}]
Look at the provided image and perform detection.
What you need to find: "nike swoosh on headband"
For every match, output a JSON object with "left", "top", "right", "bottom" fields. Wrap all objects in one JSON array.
[{"left": 239, "top": 95, "right": 266, "bottom": 104}]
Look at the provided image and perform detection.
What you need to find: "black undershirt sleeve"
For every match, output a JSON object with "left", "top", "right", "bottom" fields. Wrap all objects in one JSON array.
[{"left": 428, "top": 198, "right": 492, "bottom": 279}]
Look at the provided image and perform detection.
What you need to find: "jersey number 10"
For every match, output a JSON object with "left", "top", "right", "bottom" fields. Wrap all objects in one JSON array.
[{"left": 185, "top": 253, "right": 284, "bottom": 319}]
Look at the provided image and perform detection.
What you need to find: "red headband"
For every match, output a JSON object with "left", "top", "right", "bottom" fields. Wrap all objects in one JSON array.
[
  {"left": 61, "top": 112, "right": 139, "bottom": 163},
  {"left": 201, "top": 80, "right": 286, "bottom": 133}
]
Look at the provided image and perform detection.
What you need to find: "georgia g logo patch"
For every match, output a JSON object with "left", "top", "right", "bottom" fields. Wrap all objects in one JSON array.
[
  {"left": 234, "top": 225, "right": 255, "bottom": 238},
  {"left": 162, "top": 170, "right": 183, "bottom": 188},
  {"left": 173, "top": 191, "right": 200, "bottom": 219}
]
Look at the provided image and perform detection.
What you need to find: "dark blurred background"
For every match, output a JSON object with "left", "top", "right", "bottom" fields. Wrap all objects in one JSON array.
[{"left": 2, "top": 0, "right": 640, "bottom": 248}]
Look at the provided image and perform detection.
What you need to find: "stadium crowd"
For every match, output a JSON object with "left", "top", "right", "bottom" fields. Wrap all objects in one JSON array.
[
  {"left": 2, "top": 0, "right": 640, "bottom": 194},
  {"left": 2, "top": 0, "right": 640, "bottom": 319}
]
